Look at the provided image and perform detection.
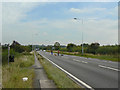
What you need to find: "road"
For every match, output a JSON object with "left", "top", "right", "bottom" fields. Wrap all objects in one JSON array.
[{"left": 38, "top": 51, "right": 119, "bottom": 89}]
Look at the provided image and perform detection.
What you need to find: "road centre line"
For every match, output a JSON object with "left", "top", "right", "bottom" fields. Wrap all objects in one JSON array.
[
  {"left": 39, "top": 52, "right": 94, "bottom": 89},
  {"left": 98, "top": 65, "right": 120, "bottom": 72},
  {"left": 73, "top": 59, "right": 88, "bottom": 64},
  {"left": 73, "top": 58, "right": 118, "bottom": 71},
  {"left": 73, "top": 59, "right": 80, "bottom": 62},
  {"left": 82, "top": 61, "right": 88, "bottom": 63}
]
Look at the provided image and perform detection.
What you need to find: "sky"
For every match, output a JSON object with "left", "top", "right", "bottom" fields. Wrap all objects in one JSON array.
[{"left": 2, "top": 2, "right": 118, "bottom": 45}]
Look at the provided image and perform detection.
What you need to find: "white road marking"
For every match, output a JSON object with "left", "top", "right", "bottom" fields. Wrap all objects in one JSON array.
[
  {"left": 98, "top": 65, "right": 120, "bottom": 72},
  {"left": 73, "top": 59, "right": 88, "bottom": 64},
  {"left": 73, "top": 59, "right": 80, "bottom": 62},
  {"left": 82, "top": 61, "right": 88, "bottom": 63},
  {"left": 40, "top": 53, "right": 93, "bottom": 89}
]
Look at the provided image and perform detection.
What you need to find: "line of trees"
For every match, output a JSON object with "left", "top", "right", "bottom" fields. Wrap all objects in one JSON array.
[
  {"left": 64, "top": 43, "right": 119, "bottom": 55},
  {"left": 37, "top": 42, "right": 119, "bottom": 55},
  {"left": 41, "top": 42, "right": 119, "bottom": 55}
]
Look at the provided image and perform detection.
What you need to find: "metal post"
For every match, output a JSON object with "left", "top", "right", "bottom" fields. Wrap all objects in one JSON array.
[
  {"left": 82, "top": 19, "right": 84, "bottom": 55},
  {"left": 32, "top": 44, "right": 33, "bottom": 51},
  {"left": 8, "top": 44, "right": 10, "bottom": 66},
  {"left": 82, "top": 32, "right": 84, "bottom": 55},
  {"left": 32, "top": 34, "right": 33, "bottom": 51},
  {"left": 74, "top": 18, "right": 96, "bottom": 55},
  {"left": 74, "top": 18, "right": 84, "bottom": 55}
]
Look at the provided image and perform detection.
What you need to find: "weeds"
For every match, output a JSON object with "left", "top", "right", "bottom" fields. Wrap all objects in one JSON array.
[{"left": 2, "top": 53, "right": 34, "bottom": 88}]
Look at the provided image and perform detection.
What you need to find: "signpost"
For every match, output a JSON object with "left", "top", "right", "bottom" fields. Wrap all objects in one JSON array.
[{"left": 8, "top": 44, "right": 10, "bottom": 66}]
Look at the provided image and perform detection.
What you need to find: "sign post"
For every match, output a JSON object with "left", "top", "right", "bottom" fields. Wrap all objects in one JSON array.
[{"left": 8, "top": 44, "right": 10, "bottom": 66}]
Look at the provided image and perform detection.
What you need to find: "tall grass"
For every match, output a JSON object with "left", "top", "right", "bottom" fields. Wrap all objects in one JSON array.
[
  {"left": 2, "top": 53, "right": 34, "bottom": 88},
  {"left": 2, "top": 49, "right": 20, "bottom": 65}
]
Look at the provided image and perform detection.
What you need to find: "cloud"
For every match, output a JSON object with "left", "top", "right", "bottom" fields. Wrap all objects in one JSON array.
[
  {"left": 69, "top": 7, "right": 106, "bottom": 14},
  {"left": 43, "top": 32, "right": 48, "bottom": 36},
  {"left": 3, "top": 18, "right": 117, "bottom": 45},
  {"left": 69, "top": 6, "right": 118, "bottom": 20},
  {"left": 2, "top": 2, "right": 40, "bottom": 24}
]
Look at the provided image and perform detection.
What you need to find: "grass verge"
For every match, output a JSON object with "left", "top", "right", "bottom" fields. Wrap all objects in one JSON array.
[
  {"left": 2, "top": 52, "right": 34, "bottom": 88},
  {"left": 50, "top": 51, "right": 119, "bottom": 62},
  {"left": 36, "top": 52, "right": 81, "bottom": 88}
]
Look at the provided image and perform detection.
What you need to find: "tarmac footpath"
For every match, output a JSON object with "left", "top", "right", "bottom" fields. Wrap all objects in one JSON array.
[{"left": 33, "top": 52, "right": 56, "bottom": 89}]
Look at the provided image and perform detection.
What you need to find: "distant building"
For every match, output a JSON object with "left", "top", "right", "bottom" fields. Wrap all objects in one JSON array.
[{"left": 11, "top": 40, "right": 21, "bottom": 47}]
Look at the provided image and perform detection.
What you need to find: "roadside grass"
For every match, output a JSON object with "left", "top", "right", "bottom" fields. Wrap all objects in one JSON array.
[
  {"left": 0, "top": 66, "right": 1, "bottom": 86},
  {"left": 2, "top": 53, "right": 34, "bottom": 88},
  {"left": 80, "top": 54, "right": 119, "bottom": 62},
  {"left": 36, "top": 52, "right": 81, "bottom": 88},
  {"left": 49, "top": 51, "right": 119, "bottom": 62}
]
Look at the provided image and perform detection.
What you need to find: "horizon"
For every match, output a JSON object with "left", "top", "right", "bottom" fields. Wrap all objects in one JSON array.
[{"left": 1, "top": 40, "right": 118, "bottom": 46}]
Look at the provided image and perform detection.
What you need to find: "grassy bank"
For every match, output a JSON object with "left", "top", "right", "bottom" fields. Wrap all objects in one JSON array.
[
  {"left": 2, "top": 52, "right": 34, "bottom": 88},
  {"left": 49, "top": 51, "right": 119, "bottom": 62},
  {"left": 36, "top": 52, "right": 81, "bottom": 88}
]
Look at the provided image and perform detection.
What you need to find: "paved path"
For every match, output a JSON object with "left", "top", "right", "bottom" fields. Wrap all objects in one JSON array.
[
  {"left": 33, "top": 52, "right": 56, "bottom": 88},
  {"left": 39, "top": 51, "right": 119, "bottom": 89},
  {"left": 0, "top": 83, "right": 1, "bottom": 89}
]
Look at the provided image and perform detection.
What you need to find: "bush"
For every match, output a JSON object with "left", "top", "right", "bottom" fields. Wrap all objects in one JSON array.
[{"left": 2, "top": 45, "right": 32, "bottom": 65}]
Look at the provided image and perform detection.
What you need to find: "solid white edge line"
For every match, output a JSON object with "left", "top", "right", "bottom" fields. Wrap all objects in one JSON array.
[
  {"left": 98, "top": 65, "right": 120, "bottom": 72},
  {"left": 39, "top": 52, "right": 94, "bottom": 89}
]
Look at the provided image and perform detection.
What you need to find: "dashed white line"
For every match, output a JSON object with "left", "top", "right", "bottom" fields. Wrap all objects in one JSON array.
[
  {"left": 73, "top": 59, "right": 80, "bottom": 62},
  {"left": 82, "top": 61, "right": 88, "bottom": 63},
  {"left": 39, "top": 53, "right": 93, "bottom": 89},
  {"left": 98, "top": 65, "right": 120, "bottom": 72},
  {"left": 73, "top": 59, "right": 88, "bottom": 64}
]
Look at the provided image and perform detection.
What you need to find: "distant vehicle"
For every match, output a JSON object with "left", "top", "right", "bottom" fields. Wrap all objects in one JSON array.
[
  {"left": 36, "top": 48, "right": 39, "bottom": 51},
  {"left": 43, "top": 50, "right": 46, "bottom": 51}
]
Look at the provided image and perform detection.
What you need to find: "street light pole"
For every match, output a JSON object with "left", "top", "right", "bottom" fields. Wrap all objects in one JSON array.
[
  {"left": 74, "top": 18, "right": 84, "bottom": 55},
  {"left": 74, "top": 18, "right": 96, "bottom": 55},
  {"left": 82, "top": 32, "right": 84, "bottom": 55}
]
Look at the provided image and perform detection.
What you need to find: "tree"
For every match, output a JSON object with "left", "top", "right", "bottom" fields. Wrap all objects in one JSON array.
[
  {"left": 13, "top": 45, "right": 25, "bottom": 53},
  {"left": 54, "top": 42, "right": 60, "bottom": 50},
  {"left": 46, "top": 45, "right": 52, "bottom": 50},
  {"left": 67, "top": 43, "right": 77, "bottom": 52},
  {"left": 87, "top": 42, "right": 100, "bottom": 54},
  {"left": 81, "top": 43, "right": 89, "bottom": 47}
]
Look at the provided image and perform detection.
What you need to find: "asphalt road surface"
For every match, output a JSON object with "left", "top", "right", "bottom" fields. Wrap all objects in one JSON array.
[{"left": 38, "top": 51, "right": 119, "bottom": 89}]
